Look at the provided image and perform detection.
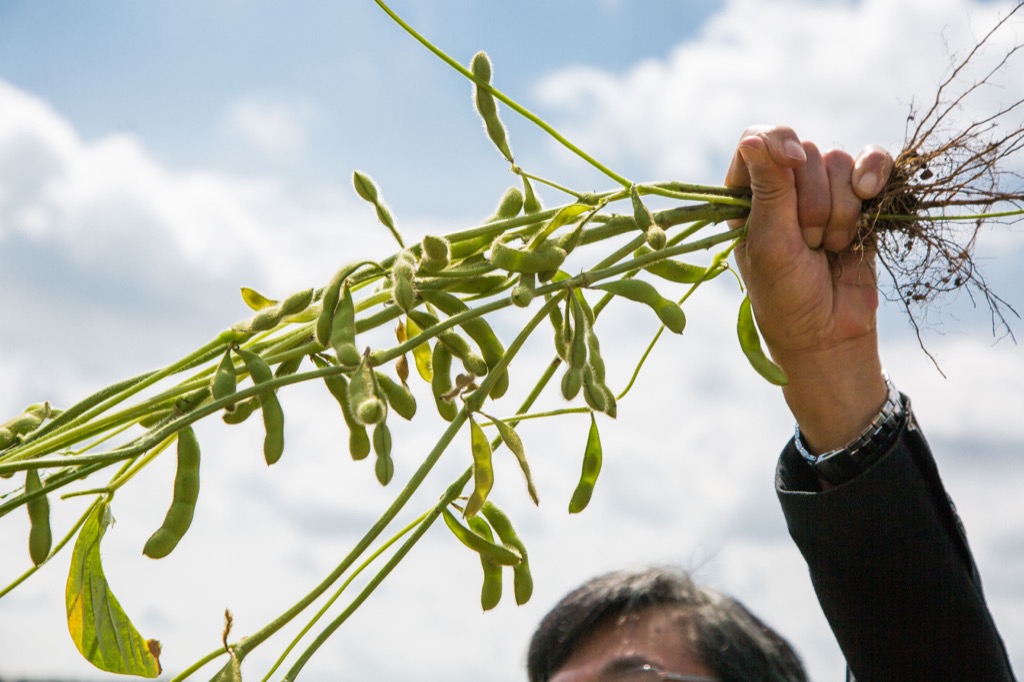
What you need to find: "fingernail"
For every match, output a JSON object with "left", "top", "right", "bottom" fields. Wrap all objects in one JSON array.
[
  {"left": 784, "top": 139, "right": 807, "bottom": 163},
  {"left": 857, "top": 171, "right": 880, "bottom": 196}
]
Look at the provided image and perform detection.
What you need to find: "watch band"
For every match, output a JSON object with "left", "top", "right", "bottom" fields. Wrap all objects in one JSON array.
[{"left": 793, "top": 372, "right": 905, "bottom": 486}]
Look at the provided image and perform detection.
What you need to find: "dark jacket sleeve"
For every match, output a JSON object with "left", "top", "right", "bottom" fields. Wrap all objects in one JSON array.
[{"left": 776, "top": 397, "right": 1016, "bottom": 681}]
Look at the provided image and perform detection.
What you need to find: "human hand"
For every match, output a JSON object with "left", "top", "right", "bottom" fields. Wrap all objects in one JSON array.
[{"left": 726, "top": 125, "right": 894, "bottom": 454}]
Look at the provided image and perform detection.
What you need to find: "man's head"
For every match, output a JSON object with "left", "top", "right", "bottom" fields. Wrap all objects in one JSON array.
[{"left": 527, "top": 567, "right": 808, "bottom": 682}]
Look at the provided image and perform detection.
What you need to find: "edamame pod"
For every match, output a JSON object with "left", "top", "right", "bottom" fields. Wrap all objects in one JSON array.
[
  {"left": 441, "top": 508, "right": 522, "bottom": 566},
  {"left": 471, "top": 51, "right": 514, "bottom": 164},
  {"left": 211, "top": 348, "right": 237, "bottom": 408},
  {"left": 634, "top": 245, "right": 722, "bottom": 284},
  {"left": 464, "top": 414, "right": 494, "bottom": 518},
  {"left": 374, "top": 371, "right": 417, "bottom": 420},
  {"left": 419, "top": 290, "right": 508, "bottom": 399},
  {"left": 568, "top": 414, "right": 603, "bottom": 514},
  {"left": 279, "top": 288, "right": 314, "bottom": 316},
  {"left": 143, "top": 426, "right": 201, "bottom": 558},
  {"left": 408, "top": 309, "right": 488, "bottom": 378},
  {"left": 490, "top": 240, "right": 567, "bottom": 275},
  {"left": 630, "top": 185, "right": 655, "bottom": 231},
  {"left": 480, "top": 412, "right": 538, "bottom": 505},
  {"left": 434, "top": 274, "right": 510, "bottom": 296},
  {"left": 510, "top": 273, "right": 536, "bottom": 308},
  {"left": 431, "top": 343, "right": 459, "bottom": 422},
  {"left": 347, "top": 360, "right": 386, "bottom": 426},
  {"left": 419, "top": 235, "right": 450, "bottom": 273},
  {"left": 594, "top": 279, "right": 686, "bottom": 334},
  {"left": 25, "top": 469, "right": 51, "bottom": 565},
  {"left": 237, "top": 348, "right": 285, "bottom": 465},
  {"left": 522, "top": 175, "right": 542, "bottom": 214},
  {"left": 488, "top": 186, "right": 523, "bottom": 222},
  {"left": 311, "top": 356, "right": 371, "bottom": 461},
  {"left": 373, "top": 423, "right": 393, "bottom": 486},
  {"left": 481, "top": 501, "right": 533, "bottom": 605},
  {"left": 737, "top": 295, "right": 788, "bottom": 386},
  {"left": 0, "top": 404, "right": 49, "bottom": 450},
  {"left": 274, "top": 355, "right": 303, "bottom": 379},
  {"left": 467, "top": 515, "right": 503, "bottom": 611},
  {"left": 222, "top": 397, "right": 258, "bottom": 425},
  {"left": 330, "top": 282, "right": 362, "bottom": 367}
]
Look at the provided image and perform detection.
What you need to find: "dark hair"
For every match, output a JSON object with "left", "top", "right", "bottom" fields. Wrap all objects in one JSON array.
[{"left": 527, "top": 567, "right": 808, "bottom": 682}]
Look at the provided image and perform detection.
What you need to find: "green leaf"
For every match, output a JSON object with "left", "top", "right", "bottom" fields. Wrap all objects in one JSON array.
[
  {"left": 239, "top": 287, "right": 277, "bottom": 311},
  {"left": 66, "top": 502, "right": 162, "bottom": 678}
]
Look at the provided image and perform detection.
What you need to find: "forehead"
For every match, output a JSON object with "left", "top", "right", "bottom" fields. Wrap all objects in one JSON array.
[{"left": 549, "top": 606, "right": 714, "bottom": 682}]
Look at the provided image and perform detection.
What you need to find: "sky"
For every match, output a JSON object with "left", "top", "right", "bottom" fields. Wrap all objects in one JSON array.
[{"left": 1, "top": 0, "right": 1023, "bottom": 680}]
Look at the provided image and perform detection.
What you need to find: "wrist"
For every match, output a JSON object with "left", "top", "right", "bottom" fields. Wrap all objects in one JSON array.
[{"left": 774, "top": 336, "right": 886, "bottom": 454}]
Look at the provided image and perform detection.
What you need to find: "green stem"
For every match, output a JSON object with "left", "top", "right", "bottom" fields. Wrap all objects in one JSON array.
[{"left": 371, "top": 0, "right": 631, "bottom": 188}]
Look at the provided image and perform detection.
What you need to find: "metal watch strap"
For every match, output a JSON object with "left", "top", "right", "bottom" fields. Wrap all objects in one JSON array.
[{"left": 793, "top": 373, "right": 905, "bottom": 486}]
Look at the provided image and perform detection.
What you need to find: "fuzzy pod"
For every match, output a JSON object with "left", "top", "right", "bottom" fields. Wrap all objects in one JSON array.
[
  {"left": 463, "top": 414, "right": 494, "bottom": 518},
  {"left": 222, "top": 398, "right": 258, "bottom": 425},
  {"left": 352, "top": 170, "right": 380, "bottom": 203},
  {"left": 211, "top": 348, "right": 238, "bottom": 407},
  {"left": 468, "top": 515, "right": 503, "bottom": 611},
  {"left": 471, "top": 51, "right": 514, "bottom": 164},
  {"left": 0, "top": 406, "right": 47, "bottom": 450},
  {"left": 143, "top": 425, "right": 201, "bottom": 559},
  {"left": 441, "top": 508, "right": 522, "bottom": 566},
  {"left": 490, "top": 240, "right": 567, "bottom": 275},
  {"left": 279, "top": 288, "right": 314, "bottom": 316},
  {"left": 419, "top": 290, "right": 508, "bottom": 399},
  {"left": 645, "top": 224, "right": 667, "bottom": 250},
  {"left": 481, "top": 501, "right": 533, "bottom": 605},
  {"left": 312, "top": 356, "right": 372, "bottom": 461},
  {"left": 522, "top": 175, "right": 542, "bottom": 214},
  {"left": 348, "top": 360, "right": 386, "bottom": 426},
  {"left": 630, "top": 184, "right": 656, "bottom": 232},
  {"left": 329, "top": 282, "right": 362, "bottom": 367},
  {"left": 274, "top": 355, "right": 304, "bottom": 380},
  {"left": 391, "top": 269, "right": 416, "bottom": 314},
  {"left": 419, "top": 235, "right": 451, "bottom": 273},
  {"left": 634, "top": 245, "right": 718, "bottom": 284},
  {"left": 594, "top": 279, "right": 686, "bottom": 334},
  {"left": 25, "top": 469, "right": 52, "bottom": 565},
  {"left": 374, "top": 371, "right": 417, "bottom": 420},
  {"left": 236, "top": 348, "right": 285, "bottom": 465},
  {"left": 737, "top": 295, "right": 788, "bottom": 386},
  {"left": 568, "top": 414, "right": 603, "bottom": 514},
  {"left": 488, "top": 186, "right": 524, "bottom": 222},
  {"left": 430, "top": 343, "right": 459, "bottom": 422},
  {"left": 373, "top": 423, "right": 394, "bottom": 486},
  {"left": 435, "top": 274, "right": 510, "bottom": 296}
]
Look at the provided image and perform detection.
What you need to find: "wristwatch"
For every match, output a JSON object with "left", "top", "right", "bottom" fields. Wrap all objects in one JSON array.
[{"left": 793, "top": 372, "right": 905, "bottom": 486}]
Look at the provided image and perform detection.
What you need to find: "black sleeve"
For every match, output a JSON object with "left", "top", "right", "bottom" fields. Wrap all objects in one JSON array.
[{"left": 776, "top": 397, "right": 1016, "bottom": 681}]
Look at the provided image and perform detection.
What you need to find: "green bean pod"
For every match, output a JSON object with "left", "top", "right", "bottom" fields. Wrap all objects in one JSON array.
[
  {"left": 471, "top": 51, "right": 514, "bottom": 164},
  {"left": 467, "top": 515, "right": 503, "bottom": 611},
  {"left": 25, "top": 469, "right": 51, "bottom": 565},
  {"left": 373, "top": 423, "right": 394, "bottom": 486},
  {"left": 374, "top": 372, "right": 417, "bottom": 420},
  {"left": 441, "top": 508, "right": 522, "bottom": 566},
  {"left": 481, "top": 501, "right": 533, "bottom": 605},
  {"left": 464, "top": 414, "right": 494, "bottom": 518},
  {"left": 312, "top": 356, "right": 371, "bottom": 461},
  {"left": 211, "top": 348, "right": 237, "bottom": 408},
  {"left": 317, "top": 265, "right": 358, "bottom": 346},
  {"left": 0, "top": 404, "right": 48, "bottom": 450},
  {"left": 430, "top": 343, "right": 459, "bottom": 422},
  {"left": 510, "top": 273, "right": 536, "bottom": 308},
  {"left": 274, "top": 355, "right": 304, "bottom": 379},
  {"left": 419, "top": 290, "right": 508, "bottom": 399},
  {"left": 593, "top": 279, "right": 686, "bottom": 334},
  {"left": 237, "top": 348, "right": 285, "bottom": 465},
  {"left": 547, "top": 295, "right": 570, "bottom": 362},
  {"left": 330, "top": 282, "right": 362, "bottom": 367},
  {"left": 737, "top": 295, "right": 788, "bottom": 386},
  {"left": 143, "top": 425, "right": 201, "bottom": 558},
  {"left": 568, "top": 414, "right": 603, "bottom": 514},
  {"left": 490, "top": 240, "right": 567, "bottom": 275},
  {"left": 630, "top": 185, "right": 655, "bottom": 232},
  {"left": 279, "top": 288, "right": 314, "bottom": 316},
  {"left": 409, "top": 309, "right": 488, "bottom": 378}
]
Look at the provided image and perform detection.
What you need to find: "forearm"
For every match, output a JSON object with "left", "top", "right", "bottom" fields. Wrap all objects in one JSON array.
[{"left": 776, "top": 408, "right": 1016, "bottom": 680}]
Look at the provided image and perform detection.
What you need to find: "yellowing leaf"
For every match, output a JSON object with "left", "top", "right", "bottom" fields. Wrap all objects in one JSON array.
[
  {"left": 66, "top": 502, "right": 162, "bottom": 678},
  {"left": 405, "top": 315, "right": 434, "bottom": 382},
  {"left": 239, "top": 287, "right": 277, "bottom": 311}
]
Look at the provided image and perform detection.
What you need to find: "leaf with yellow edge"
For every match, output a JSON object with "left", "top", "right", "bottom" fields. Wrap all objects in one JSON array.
[
  {"left": 405, "top": 315, "right": 434, "bottom": 382},
  {"left": 66, "top": 502, "right": 162, "bottom": 678},
  {"left": 239, "top": 287, "right": 277, "bottom": 311}
]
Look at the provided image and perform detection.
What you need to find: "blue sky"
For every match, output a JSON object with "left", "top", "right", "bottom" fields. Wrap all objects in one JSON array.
[{"left": 1, "top": 1, "right": 1023, "bottom": 680}]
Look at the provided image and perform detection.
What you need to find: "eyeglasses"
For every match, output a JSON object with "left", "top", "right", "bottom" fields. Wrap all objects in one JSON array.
[{"left": 600, "top": 663, "right": 718, "bottom": 682}]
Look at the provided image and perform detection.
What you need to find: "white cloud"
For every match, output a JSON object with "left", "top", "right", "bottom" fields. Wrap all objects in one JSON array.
[{"left": 223, "top": 96, "right": 319, "bottom": 155}]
